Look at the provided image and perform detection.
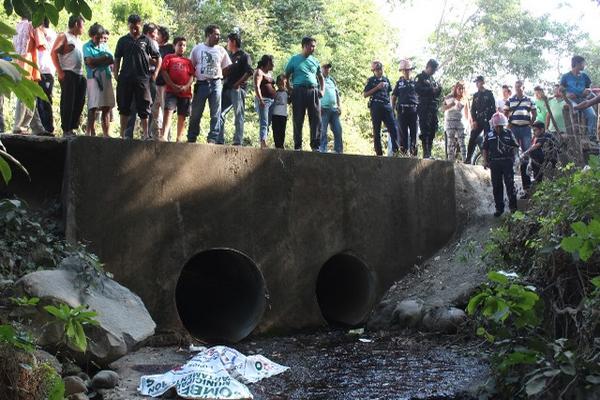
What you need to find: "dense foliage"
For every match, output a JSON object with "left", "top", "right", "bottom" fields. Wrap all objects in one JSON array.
[
  {"left": 428, "top": 0, "right": 587, "bottom": 85},
  {"left": 1, "top": 0, "right": 593, "bottom": 153},
  {"left": 469, "top": 156, "right": 600, "bottom": 398}
]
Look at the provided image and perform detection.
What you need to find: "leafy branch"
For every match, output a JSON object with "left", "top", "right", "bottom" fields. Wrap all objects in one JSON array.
[{"left": 44, "top": 304, "right": 99, "bottom": 352}]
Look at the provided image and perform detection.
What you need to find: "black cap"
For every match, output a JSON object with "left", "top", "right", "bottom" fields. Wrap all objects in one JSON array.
[
  {"left": 426, "top": 59, "right": 439, "bottom": 69},
  {"left": 473, "top": 75, "right": 485, "bottom": 83},
  {"left": 532, "top": 121, "right": 545, "bottom": 129},
  {"left": 322, "top": 62, "right": 332, "bottom": 68}
]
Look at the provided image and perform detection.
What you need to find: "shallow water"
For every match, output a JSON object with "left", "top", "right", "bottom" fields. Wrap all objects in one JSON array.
[
  {"left": 234, "top": 330, "right": 489, "bottom": 400},
  {"left": 116, "top": 329, "right": 489, "bottom": 400}
]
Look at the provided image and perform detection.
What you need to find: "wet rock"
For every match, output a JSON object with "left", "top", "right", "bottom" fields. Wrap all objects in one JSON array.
[
  {"left": 62, "top": 360, "right": 83, "bottom": 376},
  {"left": 68, "top": 393, "right": 89, "bottom": 400},
  {"left": 392, "top": 299, "right": 424, "bottom": 329},
  {"left": 77, "top": 371, "right": 91, "bottom": 382},
  {"left": 15, "top": 256, "right": 156, "bottom": 366},
  {"left": 91, "top": 370, "right": 119, "bottom": 389},
  {"left": 64, "top": 375, "right": 88, "bottom": 396},
  {"left": 0, "top": 278, "right": 14, "bottom": 292},
  {"left": 422, "top": 307, "right": 467, "bottom": 333},
  {"left": 365, "top": 299, "right": 395, "bottom": 330},
  {"left": 34, "top": 349, "right": 62, "bottom": 375}
]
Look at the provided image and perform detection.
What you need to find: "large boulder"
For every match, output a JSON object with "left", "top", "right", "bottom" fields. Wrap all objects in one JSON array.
[
  {"left": 392, "top": 299, "right": 424, "bottom": 329},
  {"left": 422, "top": 307, "right": 467, "bottom": 334},
  {"left": 16, "top": 257, "right": 156, "bottom": 366}
]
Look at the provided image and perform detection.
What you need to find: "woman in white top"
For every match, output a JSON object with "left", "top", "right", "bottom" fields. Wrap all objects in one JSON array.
[{"left": 443, "top": 81, "right": 470, "bottom": 161}]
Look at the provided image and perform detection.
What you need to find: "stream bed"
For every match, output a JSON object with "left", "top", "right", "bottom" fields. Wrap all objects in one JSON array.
[{"left": 107, "top": 329, "right": 490, "bottom": 400}]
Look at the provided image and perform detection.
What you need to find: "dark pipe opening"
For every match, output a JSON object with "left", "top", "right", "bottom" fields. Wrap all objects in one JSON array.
[
  {"left": 316, "top": 253, "right": 376, "bottom": 326},
  {"left": 175, "top": 249, "right": 265, "bottom": 342}
]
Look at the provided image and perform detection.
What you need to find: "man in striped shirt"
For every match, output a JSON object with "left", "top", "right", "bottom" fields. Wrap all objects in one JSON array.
[{"left": 504, "top": 80, "right": 536, "bottom": 196}]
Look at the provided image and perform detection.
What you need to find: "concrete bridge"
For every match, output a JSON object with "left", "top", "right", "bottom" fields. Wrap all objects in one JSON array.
[{"left": 1, "top": 135, "right": 488, "bottom": 342}]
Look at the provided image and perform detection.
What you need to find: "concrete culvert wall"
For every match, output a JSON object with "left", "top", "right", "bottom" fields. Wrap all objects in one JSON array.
[
  {"left": 175, "top": 249, "right": 266, "bottom": 343},
  {"left": 316, "top": 254, "right": 376, "bottom": 326}
]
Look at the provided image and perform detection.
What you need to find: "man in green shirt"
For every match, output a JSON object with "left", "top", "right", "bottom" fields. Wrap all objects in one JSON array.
[
  {"left": 546, "top": 84, "right": 567, "bottom": 134},
  {"left": 285, "top": 36, "right": 325, "bottom": 150}
]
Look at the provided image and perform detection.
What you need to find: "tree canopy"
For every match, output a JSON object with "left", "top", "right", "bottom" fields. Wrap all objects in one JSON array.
[{"left": 428, "top": 0, "right": 587, "bottom": 85}]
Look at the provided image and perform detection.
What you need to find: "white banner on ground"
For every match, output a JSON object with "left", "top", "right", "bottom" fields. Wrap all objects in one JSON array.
[{"left": 138, "top": 346, "right": 289, "bottom": 399}]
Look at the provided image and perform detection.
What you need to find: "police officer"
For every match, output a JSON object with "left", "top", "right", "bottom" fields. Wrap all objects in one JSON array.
[
  {"left": 415, "top": 59, "right": 442, "bottom": 158},
  {"left": 363, "top": 60, "right": 398, "bottom": 156},
  {"left": 467, "top": 75, "right": 496, "bottom": 163},
  {"left": 392, "top": 59, "right": 418, "bottom": 155},
  {"left": 483, "top": 112, "right": 520, "bottom": 217}
]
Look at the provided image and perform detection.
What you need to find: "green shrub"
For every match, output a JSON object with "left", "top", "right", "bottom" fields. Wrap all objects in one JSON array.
[{"left": 469, "top": 156, "right": 600, "bottom": 398}]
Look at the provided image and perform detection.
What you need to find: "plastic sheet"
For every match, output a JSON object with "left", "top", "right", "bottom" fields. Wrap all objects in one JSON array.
[{"left": 138, "top": 346, "right": 288, "bottom": 399}]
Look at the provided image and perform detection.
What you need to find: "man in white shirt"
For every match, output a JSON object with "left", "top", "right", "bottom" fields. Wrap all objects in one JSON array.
[
  {"left": 37, "top": 18, "right": 57, "bottom": 134},
  {"left": 186, "top": 24, "right": 231, "bottom": 143}
]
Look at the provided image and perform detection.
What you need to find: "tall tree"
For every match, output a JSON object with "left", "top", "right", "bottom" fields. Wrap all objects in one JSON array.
[{"left": 429, "top": 0, "right": 585, "bottom": 84}]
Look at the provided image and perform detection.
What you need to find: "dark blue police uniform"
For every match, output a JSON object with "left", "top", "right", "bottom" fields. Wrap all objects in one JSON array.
[
  {"left": 482, "top": 128, "right": 520, "bottom": 214},
  {"left": 393, "top": 77, "right": 418, "bottom": 155},
  {"left": 364, "top": 75, "right": 399, "bottom": 156}
]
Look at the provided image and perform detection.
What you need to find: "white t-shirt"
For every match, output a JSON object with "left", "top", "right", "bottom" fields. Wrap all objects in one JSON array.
[
  {"left": 272, "top": 90, "right": 288, "bottom": 117},
  {"left": 38, "top": 28, "right": 57, "bottom": 75},
  {"left": 189, "top": 43, "right": 231, "bottom": 80}
]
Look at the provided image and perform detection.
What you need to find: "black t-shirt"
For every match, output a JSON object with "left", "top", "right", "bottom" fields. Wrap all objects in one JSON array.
[
  {"left": 471, "top": 89, "right": 496, "bottom": 122},
  {"left": 392, "top": 77, "right": 418, "bottom": 106},
  {"left": 224, "top": 50, "right": 253, "bottom": 90},
  {"left": 364, "top": 76, "right": 392, "bottom": 106},
  {"left": 115, "top": 34, "right": 160, "bottom": 81},
  {"left": 156, "top": 43, "right": 175, "bottom": 86},
  {"left": 482, "top": 128, "right": 519, "bottom": 161},
  {"left": 415, "top": 71, "right": 441, "bottom": 107},
  {"left": 531, "top": 132, "right": 557, "bottom": 161}
]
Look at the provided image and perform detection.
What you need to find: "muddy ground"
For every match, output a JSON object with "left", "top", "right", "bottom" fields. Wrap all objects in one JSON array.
[{"left": 105, "top": 330, "right": 490, "bottom": 400}]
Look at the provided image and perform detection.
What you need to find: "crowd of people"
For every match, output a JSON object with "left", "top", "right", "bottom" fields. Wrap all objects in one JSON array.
[
  {"left": 362, "top": 54, "right": 598, "bottom": 216},
  {"left": 3, "top": 15, "right": 600, "bottom": 216},
  {"left": 3, "top": 15, "right": 346, "bottom": 152}
]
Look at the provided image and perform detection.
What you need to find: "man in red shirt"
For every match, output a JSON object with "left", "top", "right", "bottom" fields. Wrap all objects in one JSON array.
[{"left": 161, "top": 37, "right": 195, "bottom": 142}]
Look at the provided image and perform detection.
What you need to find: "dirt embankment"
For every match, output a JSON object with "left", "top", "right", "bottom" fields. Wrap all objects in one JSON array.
[{"left": 368, "top": 164, "right": 498, "bottom": 331}]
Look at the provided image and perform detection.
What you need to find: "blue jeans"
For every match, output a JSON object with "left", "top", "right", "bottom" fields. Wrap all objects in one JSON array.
[
  {"left": 569, "top": 97, "right": 597, "bottom": 139},
  {"left": 254, "top": 97, "right": 274, "bottom": 141},
  {"left": 319, "top": 107, "right": 343, "bottom": 153},
  {"left": 187, "top": 80, "right": 223, "bottom": 143},
  {"left": 219, "top": 87, "right": 246, "bottom": 145},
  {"left": 511, "top": 124, "right": 532, "bottom": 190}
]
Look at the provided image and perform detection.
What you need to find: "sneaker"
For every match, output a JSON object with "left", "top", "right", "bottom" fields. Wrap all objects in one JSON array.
[
  {"left": 493, "top": 210, "right": 503, "bottom": 217},
  {"left": 510, "top": 207, "right": 518, "bottom": 213}
]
